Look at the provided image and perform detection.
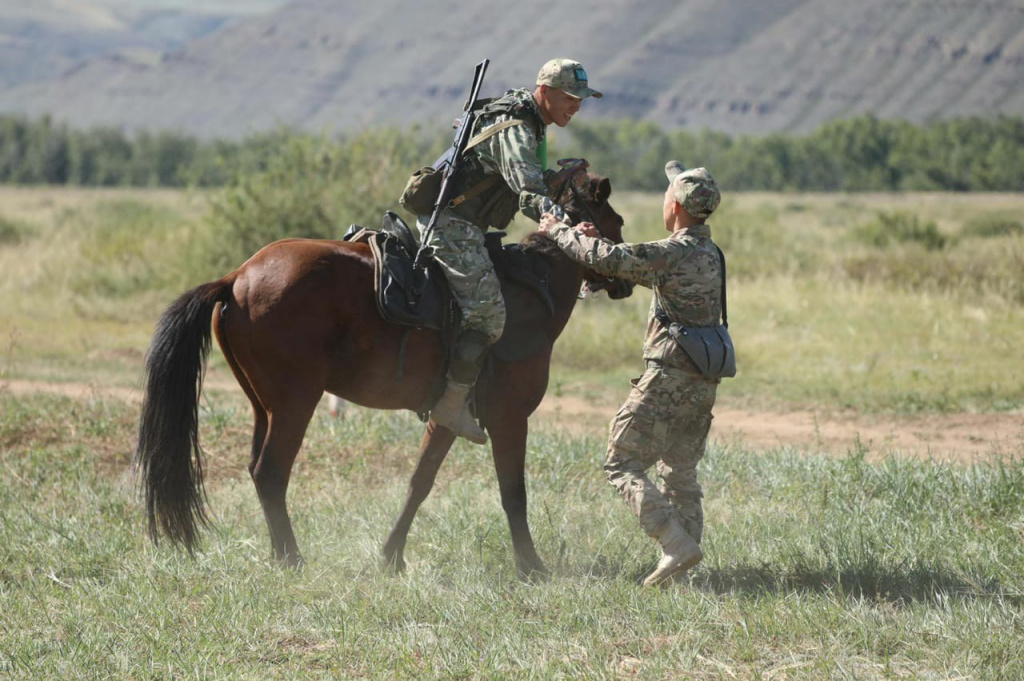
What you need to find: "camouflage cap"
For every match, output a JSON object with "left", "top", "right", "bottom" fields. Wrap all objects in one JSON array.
[
  {"left": 536, "top": 58, "right": 602, "bottom": 99},
  {"left": 665, "top": 161, "right": 721, "bottom": 219}
]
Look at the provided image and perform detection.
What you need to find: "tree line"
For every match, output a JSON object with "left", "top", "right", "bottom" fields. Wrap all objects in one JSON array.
[{"left": 2, "top": 112, "right": 1023, "bottom": 192}]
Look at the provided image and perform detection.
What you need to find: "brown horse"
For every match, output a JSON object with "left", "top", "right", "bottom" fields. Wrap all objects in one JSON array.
[{"left": 134, "top": 175, "right": 627, "bottom": 578}]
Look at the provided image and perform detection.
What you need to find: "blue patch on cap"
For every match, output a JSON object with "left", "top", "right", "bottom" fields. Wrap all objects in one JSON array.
[{"left": 574, "top": 67, "right": 587, "bottom": 83}]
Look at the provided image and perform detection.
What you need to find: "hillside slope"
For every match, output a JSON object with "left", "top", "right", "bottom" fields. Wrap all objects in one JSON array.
[
  {"left": 0, "top": 0, "right": 277, "bottom": 90},
  {"left": 0, "top": 0, "right": 1021, "bottom": 137}
]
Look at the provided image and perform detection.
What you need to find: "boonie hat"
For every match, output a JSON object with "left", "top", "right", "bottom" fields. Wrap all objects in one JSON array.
[
  {"left": 665, "top": 161, "right": 720, "bottom": 219},
  {"left": 536, "top": 58, "right": 602, "bottom": 99}
]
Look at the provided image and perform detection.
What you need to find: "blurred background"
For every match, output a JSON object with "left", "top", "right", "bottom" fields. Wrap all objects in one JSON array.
[
  {"left": 2, "top": 0, "right": 1024, "bottom": 191},
  {"left": 1, "top": 1, "right": 1021, "bottom": 419}
]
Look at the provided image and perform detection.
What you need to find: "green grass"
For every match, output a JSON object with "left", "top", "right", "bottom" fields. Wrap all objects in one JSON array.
[
  {"left": 961, "top": 214, "right": 1024, "bottom": 239},
  {"left": 544, "top": 190, "right": 1024, "bottom": 412},
  {"left": 0, "top": 214, "right": 34, "bottom": 245},
  {"left": 2, "top": 187, "right": 1023, "bottom": 413},
  {"left": 3, "top": 182, "right": 1024, "bottom": 677},
  {"left": 1, "top": 391, "right": 1022, "bottom": 677},
  {"left": 850, "top": 211, "right": 946, "bottom": 250}
]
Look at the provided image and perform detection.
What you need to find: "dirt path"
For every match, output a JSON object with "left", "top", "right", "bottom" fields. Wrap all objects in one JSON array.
[
  {"left": 4, "top": 378, "right": 1021, "bottom": 463},
  {"left": 534, "top": 393, "right": 1023, "bottom": 463}
]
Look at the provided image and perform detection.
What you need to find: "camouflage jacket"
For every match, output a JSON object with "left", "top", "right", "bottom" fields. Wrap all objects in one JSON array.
[
  {"left": 545, "top": 223, "right": 724, "bottom": 371},
  {"left": 450, "top": 88, "right": 564, "bottom": 229}
]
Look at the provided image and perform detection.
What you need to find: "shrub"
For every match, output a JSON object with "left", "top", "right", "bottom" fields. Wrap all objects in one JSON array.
[
  {"left": 960, "top": 214, "right": 1024, "bottom": 239},
  {"left": 851, "top": 211, "right": 946, "bottom": 250},
  {"left": 189, "top": 128, "right": 444, "bottom": 279},
  {"left": 842, "top": 238, "right": 1024, "bottom": 303},
  {"left": 66, "top": 200, "right": 185, "bottom": 297},
  {"left": 0, "top": 216, "right": 23, "bottom": 245},
  {"left": 0, "top": 214, "right": 37, "bottom": 245}
]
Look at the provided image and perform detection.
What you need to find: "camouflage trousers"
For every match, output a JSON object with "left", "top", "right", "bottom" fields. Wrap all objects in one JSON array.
[
  {"left": 605, "top": 361, "right": 718, "bottom": 544},
  {"left": 418, "top": 212, "right": 506, "bottom": 343}
]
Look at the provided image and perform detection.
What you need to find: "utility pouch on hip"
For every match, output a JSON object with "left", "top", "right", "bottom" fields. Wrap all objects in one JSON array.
[{"left": 664, "top": 322, "right": 736, "bottom": 379}]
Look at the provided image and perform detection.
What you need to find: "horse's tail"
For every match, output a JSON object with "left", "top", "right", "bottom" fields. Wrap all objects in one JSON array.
[{"left": 134, "top": 277, "right": 234, "bottom": 553}]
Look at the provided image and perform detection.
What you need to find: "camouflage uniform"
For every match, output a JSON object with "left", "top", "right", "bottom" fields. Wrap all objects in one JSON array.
[
  {"left": 543, "top": 216, "right": 723, "bottom": 545},
  {"left": 418, "top": 88, "right": 566, "bottom": 342},
  {"left": 423, "top": 59, "right": 602, "bottom": 445},
  {"left": 419, "top": 211, "right": 507, "bottom": 342}
]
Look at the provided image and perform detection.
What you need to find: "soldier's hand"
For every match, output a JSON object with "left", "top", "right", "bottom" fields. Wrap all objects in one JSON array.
[
  {"left": 539, "top": 212, "right": 568, "bottom": 234},
  {"left": 574, "top": 222, "right": 600, "bottom": 238},
  {"left": 556, "top": 157, "right": 589, "bottom": 172}
]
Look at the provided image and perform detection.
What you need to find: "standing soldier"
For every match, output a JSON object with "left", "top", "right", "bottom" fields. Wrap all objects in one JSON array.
[
  {"left": 421, "top": 58, "right": 602, "bottom": 445},
  {"left": 539, "top": 162, "right": 727, "bottom": 587}
]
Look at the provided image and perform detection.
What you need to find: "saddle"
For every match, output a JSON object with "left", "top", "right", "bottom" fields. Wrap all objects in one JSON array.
[
  {"left": 347, "top": 212, "right": 453, "bottom": 331},
  {"left": 343, "top": 212, "right": 558, "bottom": 418}
]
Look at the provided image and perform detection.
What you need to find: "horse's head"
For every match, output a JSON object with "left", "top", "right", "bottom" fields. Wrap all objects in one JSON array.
[{"left": 558, "top": 172, "right": 634, "bottom": 300}]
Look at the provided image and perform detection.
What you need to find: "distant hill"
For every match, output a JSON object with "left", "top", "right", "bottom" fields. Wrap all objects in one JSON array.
[
  {"left": 1, "top": 0, "right": 1022, "bottom": 138},
  {"left": 0, "top": 0, "right": 286, "bottom": 90}
]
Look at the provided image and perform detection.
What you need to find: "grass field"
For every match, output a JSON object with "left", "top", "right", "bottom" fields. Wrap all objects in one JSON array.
[
  {"left": 2, "top": 185, "right": 1022, "bottom": 412},
  {"left": 1, "top": 391, "right": 1022, "bottom": 677},
  {"left": 1, "top": 186, "right": 1023, "bottom": 677}
]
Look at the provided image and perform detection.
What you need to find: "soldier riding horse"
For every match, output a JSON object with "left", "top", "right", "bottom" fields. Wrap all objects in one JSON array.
[{"left": 134, "top": 171, "right": 630, "bottom": 578}]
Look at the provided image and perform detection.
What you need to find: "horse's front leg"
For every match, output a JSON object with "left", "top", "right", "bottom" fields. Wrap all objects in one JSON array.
[
  {"left": 487, "top": 413, "right": 548, "bottom": 580},
  {"left": 382, "top": 422, "right": 457, "bottom": 572}
]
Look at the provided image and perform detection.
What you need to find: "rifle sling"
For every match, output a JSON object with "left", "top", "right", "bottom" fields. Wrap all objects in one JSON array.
[
  {"left": 464, "top": 119, "right": 523, "bottom": 151},
  {"left": 448, "top": 119, "right": 524, "bottom": 209},
  {"left": 449, "top": 174, "right": 502, "bottom": 208}
]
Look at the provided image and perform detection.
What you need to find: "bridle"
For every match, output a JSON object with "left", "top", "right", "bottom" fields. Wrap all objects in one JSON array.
[
  {"left": 552, "top": 168, "right": 633, "bottom": 299},
  {"left": 555, "top": 171, "right": 600, "bottom": 228}
]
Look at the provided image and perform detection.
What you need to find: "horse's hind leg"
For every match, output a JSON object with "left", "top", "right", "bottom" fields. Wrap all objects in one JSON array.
[
  {"left": 251, "top": 397, "right": 320, "bottom": 567},
  {"left": 382, "top": 422, "right": 457, "bottom": 572},
  {"left": 223, "top": 353, "right": 268, "bottom": 483},
  {"left": 214, "top": 304, "right": 300, "bottom": 565}
]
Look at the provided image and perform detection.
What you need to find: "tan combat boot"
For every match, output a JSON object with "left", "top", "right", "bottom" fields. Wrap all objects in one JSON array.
[
  {"left": 642, "top": 518, "right": 703, "bottom": 587},
  {"left": 431, "top": 380, "right": 488, "bottom": 445}
]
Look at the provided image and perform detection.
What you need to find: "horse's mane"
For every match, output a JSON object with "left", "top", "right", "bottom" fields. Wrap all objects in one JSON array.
[
  {"left": 520, "top": 232, "right": 564, "bottom": 258},
  {"left": 520, "top": 175, "right": 609, "bottom": 259}
]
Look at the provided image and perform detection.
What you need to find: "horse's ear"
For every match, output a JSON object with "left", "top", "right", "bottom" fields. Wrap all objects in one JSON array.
[{"left": 593, "top": 177, "right": 612, "bottom": 202}]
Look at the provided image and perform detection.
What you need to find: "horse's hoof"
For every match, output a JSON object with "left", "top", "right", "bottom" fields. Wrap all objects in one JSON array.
[
  {"left": 382, "top": 552, "right": 406, "bottom": 574},
  {"left": 517, "top": 562, "right": 551, "bottom": 583},
  {"left": 275, "top": 551, "right": 304, "bottom": 570}
]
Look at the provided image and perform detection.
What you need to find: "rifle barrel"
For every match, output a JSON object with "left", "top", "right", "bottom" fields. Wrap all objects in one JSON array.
[{"left": 412, "top": 58, "right": 491, "bottom": 272}]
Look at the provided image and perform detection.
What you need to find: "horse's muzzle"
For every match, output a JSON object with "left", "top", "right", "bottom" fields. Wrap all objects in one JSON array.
[
  {"left": 606, "top": 278, "right": 635, "bottom": 300},
  {"left": 584, "top": 277, "right": 634, "bottom": 300}
]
